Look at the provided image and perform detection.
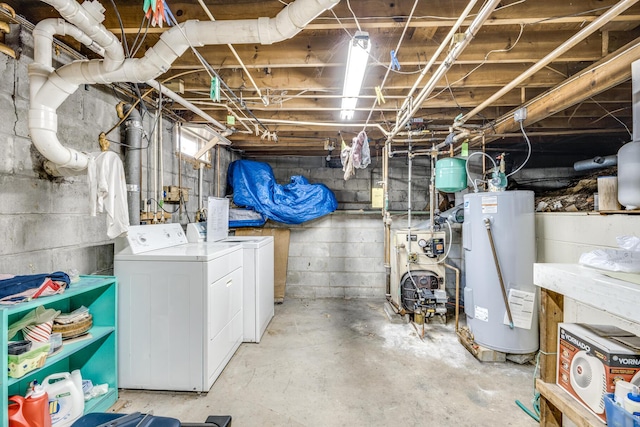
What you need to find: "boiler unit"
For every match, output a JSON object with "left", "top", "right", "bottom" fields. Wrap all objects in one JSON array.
[
  {"left": 463, "top": 190, "right": 538, "bottom": 354},
  {"left": 390, "top": 229, "right": 448, "bottom": 322}
]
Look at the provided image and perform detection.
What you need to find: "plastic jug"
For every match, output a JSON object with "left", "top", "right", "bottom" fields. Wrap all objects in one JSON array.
[
  {"left": 8, "top": 395, "right": 29, "bottom": 427},
  {"left": 42, "top": 370, "right": 84, "bottom": 427},
  {"left": 8, "top": 383, "right": 51, "bottom": 427}
]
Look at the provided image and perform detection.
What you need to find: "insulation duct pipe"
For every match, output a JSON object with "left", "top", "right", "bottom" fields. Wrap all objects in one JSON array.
[
  {"left": 573, "top": 155, "right": 618, "bottom": 171},
  {"left": 40, "top": 0, "right": 124, "bottom": 72},
  {"left": 123, "top": 105, "right": 143, "bottom": 225},
  {"left": 29, "top": 0, "right": 339, "bottom": 174}
]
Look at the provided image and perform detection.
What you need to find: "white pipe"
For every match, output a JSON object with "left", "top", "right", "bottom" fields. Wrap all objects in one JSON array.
[
  {"left": 235, "top": 116, "right": 390, "bottom": 135},
  {"left": 145, "top": 79, "right": 230, "bottom": 133},
  {"left": 28, "top": 18, "right": 105, "bottom": 172},
  {"left": 457, "top": 0, "right": 639, "bottom": 126},
  {"left": 153, "top": 109, "right": 158, "bottom": 216},
  {"left": 33, "top": 18, "right": 101, "bottom": 72},
  {"left": 198, "top": 163, "right": 204, "bottom": 212},
  {"left": 195, "top": 0, "right": 266, "bottom": 105},
  {"left": 30, "top": 0, "right": 339, "bottom": 173},
  {"left": 158, "top": 96, "right": 164, "bottom": 218},
  {"left": 388, "top": 0, "right": 502, "bottom": 141},
  {"left": 40, "top": 0, "right": 124, "bottom": 72}
]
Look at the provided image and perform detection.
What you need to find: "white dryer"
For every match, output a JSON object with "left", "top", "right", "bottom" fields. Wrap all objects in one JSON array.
[
  {"left": 186, "top": 222, "right": 275, "bottom": 344},
  {"left": 224, "top": 235, "right": 274, "bottom": 343},
  {"left": 114, "top": 223, "right": 244, "bottom": 392}
]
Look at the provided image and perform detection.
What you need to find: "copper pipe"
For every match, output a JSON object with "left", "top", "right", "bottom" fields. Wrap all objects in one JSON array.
[{"left": 445, "top": 263, "right": 461, "bottom": 333}]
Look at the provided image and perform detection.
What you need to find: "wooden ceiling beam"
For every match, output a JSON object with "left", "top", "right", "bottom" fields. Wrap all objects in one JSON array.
[
  {"left": 107, "top": 15, "right": 640, "bottom": 35},
  {"left": 478, "top": 37, "right": 640, "bottom": 146}
]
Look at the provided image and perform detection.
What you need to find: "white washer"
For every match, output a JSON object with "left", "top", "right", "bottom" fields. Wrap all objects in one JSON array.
[
  {"left": 114, "top": 223, "right": 244, "bottom": 392},
  {"left": 224, "top": 236, "right": 275, "bottom": 343}
]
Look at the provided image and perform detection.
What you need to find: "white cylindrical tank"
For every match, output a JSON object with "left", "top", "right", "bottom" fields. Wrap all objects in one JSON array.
[
  {"left": 618, "top": 141, "right": 640, "bottom": 209},
  {"left": 462, "top": 190, "right": 538, "bottom": 354}
]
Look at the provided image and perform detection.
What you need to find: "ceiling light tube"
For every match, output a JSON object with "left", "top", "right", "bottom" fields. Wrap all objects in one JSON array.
[{"left": 340, "top": 31, "right": 370, "bottom": 120}]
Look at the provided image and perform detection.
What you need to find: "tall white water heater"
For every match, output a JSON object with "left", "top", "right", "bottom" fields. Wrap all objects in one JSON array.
[{"left": 463, "top": 190, "right": 538, "bottom": 354}]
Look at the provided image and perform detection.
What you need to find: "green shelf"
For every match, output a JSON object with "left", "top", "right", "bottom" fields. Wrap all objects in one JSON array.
[{"left": 1, "top": 276, "right": 118, "bottom": 425}]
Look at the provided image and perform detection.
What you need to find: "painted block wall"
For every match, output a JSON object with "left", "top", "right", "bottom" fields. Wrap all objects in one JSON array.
[
  {"left": 246, "top": 156, "right": 463, "bottom": 300},
  {"left": 535, "top": 212, "right": 640, "bottom": 334},
  {"left": 0, "top": 27, "right": 236, "bottom": 276}
]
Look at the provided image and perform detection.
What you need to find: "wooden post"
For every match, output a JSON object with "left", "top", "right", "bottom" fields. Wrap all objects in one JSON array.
[{"left": 539, "top": 288, "right": 564, "bottom": 426}]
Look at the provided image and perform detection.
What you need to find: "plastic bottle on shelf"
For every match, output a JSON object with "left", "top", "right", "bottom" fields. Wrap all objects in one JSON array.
[
  {"left": 42, "top": 370, "right": 84, "bottom": 427},
  {"left": 623, "top": 385, "right": 640, "bottom": 416},
  {"left": 24, "top": 382, "right": 52, "bottom": 427},
  {"left": 8, "top": 381, "right": 51, "bottom": 427},
  {"left": 614, "top": 379, "right": 634, "bottom": 408}
]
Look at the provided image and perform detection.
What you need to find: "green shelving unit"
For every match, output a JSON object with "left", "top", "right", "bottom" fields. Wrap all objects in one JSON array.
[{"left": 1, "top": 275, "right": 118, "bottom": 425}]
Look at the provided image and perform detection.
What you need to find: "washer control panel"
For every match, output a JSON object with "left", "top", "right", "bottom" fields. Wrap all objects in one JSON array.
[{"left": 126, "top": 223, "right": 188, "bottom": 254}]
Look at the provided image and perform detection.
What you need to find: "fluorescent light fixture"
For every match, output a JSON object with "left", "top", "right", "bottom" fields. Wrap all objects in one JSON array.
[{"left": 340, "top": 31, "right": 370, "bottom": 120}]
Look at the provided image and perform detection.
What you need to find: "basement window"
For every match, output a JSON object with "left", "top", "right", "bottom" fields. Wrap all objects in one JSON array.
[{"left": 176, "top": 124, "right": 217, "bottom": 164}]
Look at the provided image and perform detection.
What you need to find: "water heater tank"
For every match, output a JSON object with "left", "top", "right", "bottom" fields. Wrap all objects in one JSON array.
[{"left": 462, "top": 190, "right": 538, "bottom": 354}]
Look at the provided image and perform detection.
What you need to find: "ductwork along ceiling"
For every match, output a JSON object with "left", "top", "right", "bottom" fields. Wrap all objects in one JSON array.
[{"left": 5, "top": 0, "right": 640, "bottom": 161}]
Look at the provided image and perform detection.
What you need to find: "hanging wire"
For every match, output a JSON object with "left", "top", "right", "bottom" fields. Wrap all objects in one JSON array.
[
  {"left": 107, "top": 0, "right": 130, "bottom": 57},
  {"left": 506, "top": 121, "right": 532, "bottom": 178},
  {"left": 590, "top": 97, "right": 632, "bottom": 138},
  {"left": 346, "top": 0, "right": 363, "bottom": 32},
  {"left": 130, "top": 16, "right": 152, "bottom": 57},
  {"left": 363, "top": 0, "right": 421, "bottom": 129},
  {"left": 162, "top": 4, "right": 268, "bottom": 132}
]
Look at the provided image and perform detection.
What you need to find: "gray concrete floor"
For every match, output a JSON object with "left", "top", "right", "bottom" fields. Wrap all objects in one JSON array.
[{"left": 116, "top": 299, "right": 538, "bottom": 426}]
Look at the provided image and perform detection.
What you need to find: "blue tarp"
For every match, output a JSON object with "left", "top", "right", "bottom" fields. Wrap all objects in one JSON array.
[{"left": 227, "top": 160, "right": 338, "bottom": 225}]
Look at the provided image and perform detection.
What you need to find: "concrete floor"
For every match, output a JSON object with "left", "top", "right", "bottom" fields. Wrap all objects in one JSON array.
[{"left": 115, "top": 299, "right": 538, "bottom": 426}]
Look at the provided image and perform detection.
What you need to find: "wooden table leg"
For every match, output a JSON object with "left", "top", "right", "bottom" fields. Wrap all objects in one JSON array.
[
  {"left": 540, "top": 396, "right": 563, "bottom": 426},
  {"left": 539, "top": 288, "right": 564, "bottom": 426}
]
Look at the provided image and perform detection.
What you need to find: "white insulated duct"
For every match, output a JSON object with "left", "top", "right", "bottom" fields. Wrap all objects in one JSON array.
[{"left": 30, "top": 0, "right": 340, "bottom": 173}]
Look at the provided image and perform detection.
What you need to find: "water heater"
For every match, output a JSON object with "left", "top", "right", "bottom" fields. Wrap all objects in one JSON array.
[{"left": 463, "top": 191, "right": 538, "bottom": 354}]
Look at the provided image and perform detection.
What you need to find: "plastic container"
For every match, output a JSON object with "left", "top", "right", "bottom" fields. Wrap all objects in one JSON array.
[
  {"left": 435, "top": 157, "right": 467, "bottom": 193},
  {"left": 616, "top": 380, "right": 636, "bottom": 409},
  {"left": 625, "top": 386, "right": 640, "bottom": 417},
  {"left": 42, "top": 370, "right": 84, "bottom": 427},
  {"left": 7, "top": 342, "right": 50, "bottom": 378},
  {"left": 47, "top": 333, "right": 62, "bottom": 355},
  {"left": 618, "top": 141, "right": 640, "bottom": 209},
  {"left": 8, "top": 383, "right": 52, "bottom": 427},
  {"left": 605, "top": 393, "right": 640, "bottom": 427}
]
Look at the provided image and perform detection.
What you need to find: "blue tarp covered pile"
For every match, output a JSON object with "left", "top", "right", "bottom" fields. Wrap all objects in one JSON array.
[{"left": 227, "top": 160, "right": 338, "bottom": 225}]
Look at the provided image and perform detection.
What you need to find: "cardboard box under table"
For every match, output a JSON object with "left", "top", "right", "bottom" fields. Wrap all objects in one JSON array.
[{"left": 557, "top": 323, "right": 640, "bottom": 423}]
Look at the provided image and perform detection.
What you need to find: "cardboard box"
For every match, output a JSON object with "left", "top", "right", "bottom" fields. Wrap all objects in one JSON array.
[{"left": 557, "top": 323, "right": 640, "bottom": 423}]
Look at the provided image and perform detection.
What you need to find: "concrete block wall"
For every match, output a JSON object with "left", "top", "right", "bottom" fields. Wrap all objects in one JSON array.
[
  {"left": 285, "top": 214, "right": 387, "bottom": 298},
  {"left": 255, "top": 155, "right": 433, "bottom": 212},
  {"left": 247, "top": 155, "right": 462, "bottom": 300},
  {"left": 0, "top": 26, "right": 236, "bottom": 276},
  {"left": 535, "top": 212, "right": 640, "bottom": 335}
]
